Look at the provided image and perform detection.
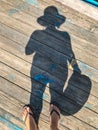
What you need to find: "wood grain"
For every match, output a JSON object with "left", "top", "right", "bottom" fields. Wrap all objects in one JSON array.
[{"left": 0, "top": 0, "right": 98, "bottom": 130}]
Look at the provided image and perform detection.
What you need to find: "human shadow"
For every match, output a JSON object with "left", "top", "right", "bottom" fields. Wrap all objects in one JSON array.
[{"left": 25, "top": 6, "right": 92, "bottom": 125}]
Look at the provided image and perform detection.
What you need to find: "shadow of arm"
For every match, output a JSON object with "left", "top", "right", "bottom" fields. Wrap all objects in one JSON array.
[
  {"left": 63, "top": 32, "right": 81, "bottom": 73},
  {"left": 25, "top": 33, "right": 35, "bottom": 55}
]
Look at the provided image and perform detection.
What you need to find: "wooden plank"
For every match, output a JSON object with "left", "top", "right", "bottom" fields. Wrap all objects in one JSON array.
[
  {"left": 41, "top": 0, "right": 98, "bottom": 35},
  {"left": 0, "top": 108, "right": 25, "bottom": 129},
  {"left": 0, "top": 0, "right": 98, "bottom": 130},
  {"left": 0, "top": 36, "right": 94, "bottom": 86},
  {"left": 55, "top": 0, "right": 98, "bottom": 20},
  {"left": 0, "top": 50, "right": 93, "bottom": 109},
  {"left": 0, "top": 116, "right": 24, "bottom": 130},
  {"left": 0, "top": 11, "right": 98, "bottom": 65},
  {"left": 0, "top": 10, "right": 97, "bottom": 115},
  {"left": 0, "top": 28, "right": 98, "bottom": 83},
  {"left": 2, "top": 0, "right": 98, "bottom": 34},
  {"left": 0, "top": 122, "right": 13, "bottom": 130},
  {"left": 0, "top": 42, "right": 98, "bottom": 112},
  {"left": 0, "top": 107, "right": 68, "bottom": 130},
  {"left": 0, "top": 4, "right": 98, "bottom": 69},
  {"left": 0, "top": 35, "right": 98, "bottom": 99},
  {"left": 0, "top": 46, "right": 93, "bottom": 93},
  {"left": 1, "top": 1, "right": 97, "bottom": 45},
  {"left": 0, "top": 2, "right": 98, "bottom": 57},
  {"left": 0, "top": 61, "right": 98, "bottom": 129},
  {"left": 0, "top": 81, "right": 72, "bottom": 130},
  {"left": 0, "top": 0, "right": 98, "bottom": 44},
  {"left": 0, "top": 77, "right": 97, "bottom": 130},
  {"left": 0, "top": 92, "right": 68, "bottom": 130}
]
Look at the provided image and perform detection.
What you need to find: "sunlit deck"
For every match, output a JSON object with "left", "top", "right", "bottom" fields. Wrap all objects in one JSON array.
[{"left": 0, "top": 0, "right": 98, "bottom": 130}]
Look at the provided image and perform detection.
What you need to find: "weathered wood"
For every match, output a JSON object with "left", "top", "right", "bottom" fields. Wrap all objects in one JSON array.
[
  {"left": 0, "top": 35, "right": 98, "bottom": 100},
  {"left": 0, "top": 38, "right": 94, "bottom": 88},
  {"left": 0, "top": 77, "right": 97, "bottom": 130},
  {"left": 0, "top": 1, "right": 97, "bottom": 57},
  {"left": 3, "top": 0, "right": 98, "bottom": 38},
  {"left": 0, "top": 91, "right": 68, "bottom": 130},
  {"left": 2, "top": 0, "right": 98, "bottom": 34},
  {"left": 0, "top": 122, "right": 12, "bottom": 130},
  {"left": 0, "top": 106, "right": 52, "bottom": 130},
  {"left": 0, "top": 39, "right": 98, "bottom": 112},
  {"left": 55, "top": 0, "right": 98, "bottom": 19},
  {"left": 0, "top": 31, "right": 98, "bottom": 83},
  {"left": 2, "top": 2, "right": 97, "bottom": 57},
  {"left": 0, "top": 50, "right": 92, "bottom": 108},
  {"left": 0, "top": 0, "right": 98, "bottom": 47},
  {"left": 0, "top": 15, "right": 98, "bottom": 70},
  {"left": 0, "top": 108, "right": 25, "bottom": 130},
  {"left": 0, "top": 31, "right": 98, "bottom": 70},
  {"left": 0, "top": 61, "right": 98, "bottom": 129},
  {"left": 0, "top": 3, "right": 98, "bottom": 70},
  {"left": 0, "top": 81, "right": 76, "bottom": 130},
  {"left": 0, "top": 2, "right": 98, "bottom": 56},
  {"left": 0, "top": 0, "right": 98, "bottom": 130}
]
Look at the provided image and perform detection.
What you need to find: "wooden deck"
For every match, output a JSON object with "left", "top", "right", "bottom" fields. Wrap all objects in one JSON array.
[{"left": 0, "top": 0, "right": 98, "bottom": 130}]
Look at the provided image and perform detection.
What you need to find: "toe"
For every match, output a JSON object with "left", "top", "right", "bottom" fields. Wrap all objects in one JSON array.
[{"left": 50, "top": 104, "right": 60, "bottom": 116}]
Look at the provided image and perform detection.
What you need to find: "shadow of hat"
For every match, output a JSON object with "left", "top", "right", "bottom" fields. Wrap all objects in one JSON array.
[{"left": 37, "top": 6, "right": 65, "bottom": 28}]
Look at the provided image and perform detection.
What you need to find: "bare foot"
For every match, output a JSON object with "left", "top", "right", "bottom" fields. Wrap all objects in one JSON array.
[
  {"left": 50, "top": 104, "right": 60, "bottom": 130},
  {"left": 22, "top": 105, "right": 38, "bottom": 130}
]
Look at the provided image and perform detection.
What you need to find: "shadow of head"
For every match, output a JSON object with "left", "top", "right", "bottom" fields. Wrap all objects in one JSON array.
[{"left": 37, "top": 6, "right": 66, "bottom": 28}]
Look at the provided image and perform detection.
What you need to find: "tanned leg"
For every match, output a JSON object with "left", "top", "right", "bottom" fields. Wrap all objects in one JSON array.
[
  {"left": 22, "top": 107, "right": 38, "bottom": 130},
  {"left": 50, "top": 104, "right": 60, "bottom": 130}
]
